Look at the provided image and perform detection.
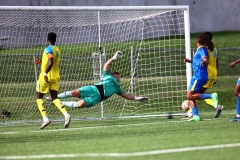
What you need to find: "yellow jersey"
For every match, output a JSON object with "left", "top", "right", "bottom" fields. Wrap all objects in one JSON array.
[
  {"left": 38, "top": 45, "right": 61, "bottom": 82},
  {"left": 207, "top": 48, "right": 218, "bottom": 80}
]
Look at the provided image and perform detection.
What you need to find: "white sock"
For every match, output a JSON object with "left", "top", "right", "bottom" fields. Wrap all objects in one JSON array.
[
  {"left": 63, "top": 112, "right": 69, "bottom": 118},
  {"left": 43, "top": 116, "right": 49, "bottom": 122}
]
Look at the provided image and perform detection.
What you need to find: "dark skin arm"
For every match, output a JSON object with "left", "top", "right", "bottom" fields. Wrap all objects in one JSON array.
[
  {"left": 183, "top": 58, "right": 192, "bottom": 63},
  {"left": 230, "top": 58, "right": 240, "bottom": 68},
  {"left": 44, "top": 57, "right": 54, "bottom": 83}
]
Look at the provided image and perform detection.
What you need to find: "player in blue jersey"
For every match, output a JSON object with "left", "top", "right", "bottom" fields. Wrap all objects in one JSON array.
[
  {"left": 46, "top": 51, "right": 148, "bottom": 108},
  {"left": 183, "top": 34, "right": 218, "bottom": 121},
  {"left": 230, "top": 58, "right": 240, "bottom": 121},
  {"left": 183, "top": 32, "right": 223, "bottom": 120},
  {"left": 35, "top": 32, "right": 70, "bottom": 129}
]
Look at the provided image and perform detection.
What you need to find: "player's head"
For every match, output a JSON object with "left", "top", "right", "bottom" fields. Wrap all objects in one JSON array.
[
  {"left": 47, "top": 32, "right": 57, "bottom": 44},
  {"left": 111, "top": 71, "right": 121, "bottom": 82},
  {"left": 196, "top": 34, "right": 214, "bottom": 51},
  {"left": 202, "top": 31, "right": 213, "bottom": 40}
]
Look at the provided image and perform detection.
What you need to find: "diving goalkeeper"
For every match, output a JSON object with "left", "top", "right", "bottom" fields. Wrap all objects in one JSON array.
[{"left": 46, "top": 51, "right": 148, "bottom": 108}]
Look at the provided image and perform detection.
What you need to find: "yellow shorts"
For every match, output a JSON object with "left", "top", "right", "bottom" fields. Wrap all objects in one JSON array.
[
  {"left": 203, "top": 79, "right": 216, "bottom": 89},
  {"left": 36, "top": 80, "right": 60, "bottom": 93}
]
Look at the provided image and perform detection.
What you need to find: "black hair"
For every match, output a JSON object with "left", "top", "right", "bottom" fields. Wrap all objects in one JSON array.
[
  {"left": 111, "top": 71, "right": 120, "bottom": 76},
  {"left": 196, "top": 34, "right": 214, "bottom": 51},
  {"left": 47, "top": 32, "right": 57, "bottom": 44},
  {"left": 202, "top": 31, "right": 213, "bottom": 40}
]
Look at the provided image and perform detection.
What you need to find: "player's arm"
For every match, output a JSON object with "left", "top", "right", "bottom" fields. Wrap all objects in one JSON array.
[
  {"left": 183, "top": 58, "right": 192, "bottom": 63},
  {"left": 44, "top": 54, "right": 54, "bottom": 82},
  {"left": 120, "top": 93, "right": 148, "bottom": 102},
  {"left": 230, "top": 58, "right": 240, "bottom": 68},
  {"left": 103, "top": 51, "right": 123, "bottom": 71},
  {"left": 201, "top": 56, "right": 208, "bottom": 66},
  {"left": 35, "top": 59, "right": 42, "bottom": 64}
]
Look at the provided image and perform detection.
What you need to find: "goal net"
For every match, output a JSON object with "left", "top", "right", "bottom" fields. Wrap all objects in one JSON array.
[{"left": 0, "top": 6, "right": 191, "bottom": 123}]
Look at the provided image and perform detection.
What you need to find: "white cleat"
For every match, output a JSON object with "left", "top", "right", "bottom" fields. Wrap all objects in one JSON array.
[
  {"left": 64, "top": 115, "right": 71, "bottom": 128},
  {"left": 39, "top": 120, "right": 51, "bottom": 129}
]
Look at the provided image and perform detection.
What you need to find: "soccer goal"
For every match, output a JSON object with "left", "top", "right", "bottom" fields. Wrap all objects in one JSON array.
[{"left": 0, "top": 6, "right": 191, "bottom": 123}]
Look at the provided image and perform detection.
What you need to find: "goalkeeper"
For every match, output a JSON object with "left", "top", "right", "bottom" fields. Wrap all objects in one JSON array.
[{"left": 47, "top": 51, "right": 148, "bottom": 108}]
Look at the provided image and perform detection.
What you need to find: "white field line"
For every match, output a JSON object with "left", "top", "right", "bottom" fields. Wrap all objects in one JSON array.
[
  {"left": 0, "top": 121, "right": 178, "bottom": 135},
  {"left": 0, "top": 118, "right": 222, "bottom": 135},
  {"left": 1, "top": 143, "right": 240, "bottom": 159}
]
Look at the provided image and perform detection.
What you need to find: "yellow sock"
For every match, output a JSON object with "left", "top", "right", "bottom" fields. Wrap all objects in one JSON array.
[
  {"left": 53, "top": 99, "right": 67, "bottom": 115},
  {"left": 204, "top": 99, "right": 215, "bottom": 108},
  {"left": 188, "top": 107, "right": 192, "bottom": 113},
  {"left": 36, "top": 99, "right": 47, "bottom": 117}
]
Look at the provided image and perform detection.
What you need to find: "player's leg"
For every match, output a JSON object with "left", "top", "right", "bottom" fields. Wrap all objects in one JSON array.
[
  {"left": 231, "top": 79, "right": 240, "bottom": 122},
  {"left": 57, "top": 89, "right": 80, "bottom": 99},
  {"left": 36, "top": 81, "right": 51, "bottom": 129},
  {"left": 63, "top": 99, "right": 87, "bottom": 108},
  {"left": 45, "top": 89, "right": 79, "bottom": 101},
  {"left": 50, "top": 82, "right": 71, "bottom": 128},
  {"left": 202, "top": 80, "right": 223, "bottom": 118},
  {"left": 187, "top": 91, "right": 201, "bottom": 121},
  {"left": 62, "top": 86, "right": 101, "bottom": 108}
]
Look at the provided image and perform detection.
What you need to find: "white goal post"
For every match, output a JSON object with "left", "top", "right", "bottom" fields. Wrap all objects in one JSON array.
[{"left": 0, "top": 6, "right": 191, "bottom": 123}]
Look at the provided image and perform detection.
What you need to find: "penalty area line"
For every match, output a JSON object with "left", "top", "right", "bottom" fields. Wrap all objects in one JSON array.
[{"left": 1, "top": 143, "right": 240, "bottom": 159}]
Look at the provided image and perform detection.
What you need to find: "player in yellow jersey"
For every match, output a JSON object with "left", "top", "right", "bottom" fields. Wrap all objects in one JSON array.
[
  {"left": 183, "top": 32, "right": 223, "bottom": 120},
  {"left": 35, "top": 32, "right": 70, "bottom": 129}
]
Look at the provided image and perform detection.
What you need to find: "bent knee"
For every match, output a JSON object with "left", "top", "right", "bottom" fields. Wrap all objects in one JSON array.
[
  {"left": 234, "top": 90, "right": 239, "bottom": 96},
  {"left": 71, "top": 89, "right": 80, "bottom": 97}
]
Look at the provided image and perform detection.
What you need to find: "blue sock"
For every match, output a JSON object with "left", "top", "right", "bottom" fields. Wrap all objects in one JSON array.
[
  {"left": 192, "top": 107, "right": 199, "bottom": 116},
  {"left": 63, "top": 101, "right": 79, "bottom": 108},
  {"left": 58, "top": 91, "right": 72, "bottom": 99},
  {"left": 200, "top": 94, "right": 212, "bottom": 100},
  {"left": 237, "top": 97, "right": 240, "bottom": 115}
]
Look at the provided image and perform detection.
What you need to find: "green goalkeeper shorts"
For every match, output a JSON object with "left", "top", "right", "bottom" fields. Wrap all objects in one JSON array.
[{"left": 78, "top": 85, "right": 101, "bottom": 107}]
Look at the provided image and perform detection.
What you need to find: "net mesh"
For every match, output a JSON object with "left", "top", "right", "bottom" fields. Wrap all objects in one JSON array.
[{"left": 0, "top": 8, "right": 187, "bottom": 123}]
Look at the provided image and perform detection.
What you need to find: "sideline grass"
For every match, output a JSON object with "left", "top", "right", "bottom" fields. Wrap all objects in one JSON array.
[{"left": 0, "top": 110, "right": 239, "bottom": 160}]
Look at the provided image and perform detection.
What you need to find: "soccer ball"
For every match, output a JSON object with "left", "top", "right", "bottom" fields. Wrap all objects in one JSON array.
[{"left": 181, "top": 100, "right": 190, "bottom": 111}]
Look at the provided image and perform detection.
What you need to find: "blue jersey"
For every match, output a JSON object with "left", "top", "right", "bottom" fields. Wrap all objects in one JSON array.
[{"left": 192, "top": 46, "right": 209, "bottom": 80}]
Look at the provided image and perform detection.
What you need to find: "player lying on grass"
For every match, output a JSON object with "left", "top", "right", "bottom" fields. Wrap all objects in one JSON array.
[
  {"left": 46, "top": 51, "right": 148, "bottom": 108},
  {"left": 183, "top": 34, "right": 219, "bottom": 121},
  {"left": 183, "top": 32, "right": 223, "bottom": 120}
]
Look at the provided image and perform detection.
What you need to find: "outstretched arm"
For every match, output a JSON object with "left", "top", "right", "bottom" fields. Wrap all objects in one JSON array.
[
  {"left": 103, "top": 51, "right": 123, "bottom": 71},
  {"left": 230, "top": 58, "right": 240, "bottom": 68},
  {"left": 120, "top": 93, "right": 148, "bottom": 102}
]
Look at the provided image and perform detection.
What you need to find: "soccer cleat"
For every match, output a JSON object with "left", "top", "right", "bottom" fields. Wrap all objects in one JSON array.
[
  {"left": 45, "top": 96, "right": 53, "bottom": 101},
  {"left": 64, "top": 114, "right": 71, "bottom": 128},
  {"left": 215, "top": 105, "right": 224, "bottom": 118},
  {"left": 230, "top": 117, "right": 240, "bottom": 122},
  {"left": 188, "top": 116, "right": 202, "bottom": 121},
  {"left": 212, "top": 93, "right": 219, "bottom": 108},
  {"left": 181, "top": 116, "right": 192, "bottom": 121},
  {"left": 40, "top": 120, "right": 51, "bottom": 129}
]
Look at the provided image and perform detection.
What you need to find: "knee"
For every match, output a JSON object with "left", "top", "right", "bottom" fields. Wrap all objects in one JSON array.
[
  {"left": 78, "top": 100, "right": 86, "bottom": 108},
  {"left": 71, "top": 90, "right": 80, "bottom": 97},
  {"left": 186, "top": 94, "right": 192, "bottom": 100}
]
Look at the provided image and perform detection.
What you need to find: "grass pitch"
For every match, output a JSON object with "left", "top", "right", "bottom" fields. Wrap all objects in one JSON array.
[{"left": 0, "top": 110, "right": 239, "bottom": 160}]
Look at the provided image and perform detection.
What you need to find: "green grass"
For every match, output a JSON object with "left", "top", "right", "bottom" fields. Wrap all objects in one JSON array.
[
  {"left": 0, "top": 111, "right": 239, "bottom": 160},
  {"left": 0, "top": 31, "right": 240, "bottom": 160}
]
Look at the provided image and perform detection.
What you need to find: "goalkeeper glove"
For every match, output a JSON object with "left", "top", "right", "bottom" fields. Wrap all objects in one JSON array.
[
  {"left": 134, "top": 96, "right": 148, "bottom": 102},
  {"left": 111, "top": 51, "right": 123, "bottom": 60}
]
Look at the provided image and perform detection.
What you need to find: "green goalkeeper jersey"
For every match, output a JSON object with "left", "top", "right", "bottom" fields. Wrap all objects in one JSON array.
[{"left": 95, "top": 69, "right": 125, "bottom": 98}]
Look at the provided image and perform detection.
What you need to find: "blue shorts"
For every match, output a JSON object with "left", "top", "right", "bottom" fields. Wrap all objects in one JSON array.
[
  {"left": 237, "top": 78, "right": 240, "bottom": 85},
  {"left": 188, "top": 78, "right": 208, "bottom": 92}
]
